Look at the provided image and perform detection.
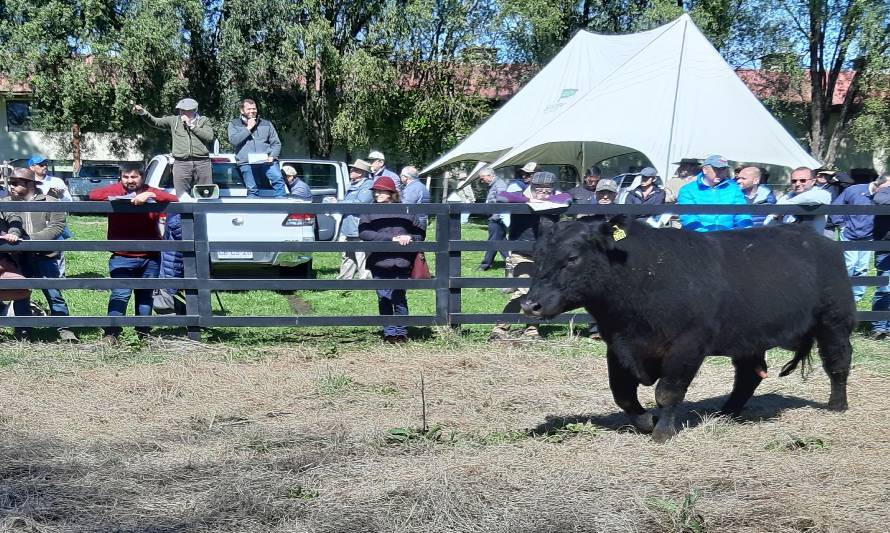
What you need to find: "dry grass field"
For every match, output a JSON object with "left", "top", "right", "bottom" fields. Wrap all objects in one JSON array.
[{"left": 1, "top": 333, "right": 889, "bottom": 532}]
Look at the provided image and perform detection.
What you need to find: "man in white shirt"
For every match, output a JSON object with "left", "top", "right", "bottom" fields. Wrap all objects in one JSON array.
[
  {"left": 28, "top": 155, "right": 72, "bottom": 201},
  {"left": 765, "top": 166, "right": 831, "bottom": 234}
]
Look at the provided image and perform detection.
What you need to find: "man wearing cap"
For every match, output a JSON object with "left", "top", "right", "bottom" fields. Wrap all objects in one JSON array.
[
  {"left": 624, "top": 167, "right": 666, "bottom": 208},
  {"left": 507, "top": 162, "right": 537, "bottom": 193},
  {"left": 664, "top": 158, "right": 701, "bottom": 203},
  {"left": 477, "top": 167, "right": 509, "bottom": 271},
  {"left": 227, "top": 98, "right": 286, "bottom": 198},
  {"left": 367, "top": 150, "right": 399, "bottom": 183},
  {"left": 28, "top": 154, "right": 74, "bottom": 276},
  {"left": 133, "top": 99, "right": 214, "bottom": 197},
  {"left": 567, "top": 165, "right": 602, "bottom": 203},
  {"left": 281, "top": 165, "right": 312, "bottom": 201},
  {"left": 27, "top": 156, "right": 72, "bottom": 201},
  {"left": 765, "top": 166, "right": 832, "bottom": 234},
  {"left": 334, "top": 159, "right": 374, "bottom": 280},
  {"left": 677, "top": 155, "right": 751, "bottom": 232},
  {"left": 491, "top": 171, "right": 571, "bottom": 340},
  {"left": 734, "top": 166, "right": 776, "bottom": 227},
  {"left": 4, "top": 168, "right": 77, "bottom": 342}
]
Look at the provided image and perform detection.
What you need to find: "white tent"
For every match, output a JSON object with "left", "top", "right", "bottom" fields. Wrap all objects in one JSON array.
[{"left": 421, "top": 14, "right": 820, "bottom": 179}]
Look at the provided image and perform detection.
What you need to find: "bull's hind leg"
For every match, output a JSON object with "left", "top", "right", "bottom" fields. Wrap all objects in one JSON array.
[
  {"left": 719, "top": 354, "right": 767, "bottom": 417},
  {"left": 607, "top": 348, "right": 654, "bottom": 433},
  {"left": 816, "top": 327, "right": 852, "bottom": 411},
  {"left": 652, "top": 352, "right": 706, "bottom": 443}
]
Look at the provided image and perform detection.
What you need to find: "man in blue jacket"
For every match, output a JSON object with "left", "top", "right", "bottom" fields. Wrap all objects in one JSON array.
[
  {"left": 831, "top": 175, "right": 889, "bottom": 302},
  {"left": 227, "top": 98, "right": 285, "bottom": 198},
  {"left": 677, "top": 155, "right": 752, "bottom": 232},
  {"left": 871, "top": 176, "right": 890, "bottom": 338},
  {"left": 335, "top": 159, "right": 375, "bottom": 280}
]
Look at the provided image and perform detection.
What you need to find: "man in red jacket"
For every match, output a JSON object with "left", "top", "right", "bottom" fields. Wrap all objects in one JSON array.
[{"left": 89, "top": 163, "right": 178, "bottom": 343}]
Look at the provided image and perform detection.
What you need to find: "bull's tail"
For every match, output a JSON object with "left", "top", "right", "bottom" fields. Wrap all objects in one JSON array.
[{"left": 779, "top": 336, "right": 815, "bottom": 377}]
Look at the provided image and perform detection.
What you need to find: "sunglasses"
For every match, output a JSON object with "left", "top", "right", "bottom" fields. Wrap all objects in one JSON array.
[{"left": 790, "top": 178, "right": 813, "bottom": 184}]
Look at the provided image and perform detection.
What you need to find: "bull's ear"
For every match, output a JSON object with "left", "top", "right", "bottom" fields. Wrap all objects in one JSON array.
[
  {"left": 607, "top": 214, "right": 630, "bottom": 228},
  {"left": 594, "top": 220, "right": 616, "bottom": 250}
]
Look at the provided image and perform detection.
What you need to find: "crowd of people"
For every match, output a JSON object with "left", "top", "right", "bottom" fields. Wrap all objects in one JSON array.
[
  {"left": 476, "top": 157, "right": 890, "bottom": 341},
  {"left": 1, "top": 93, "right": 887, "bottom": 343}
]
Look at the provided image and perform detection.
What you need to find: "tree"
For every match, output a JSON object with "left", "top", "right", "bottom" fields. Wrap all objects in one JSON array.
[{"left": 0, "top": 0, "right": 205, "bottom": 166}]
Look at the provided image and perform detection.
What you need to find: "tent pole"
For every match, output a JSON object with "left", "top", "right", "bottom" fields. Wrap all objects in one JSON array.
[{"left": 664, "top": 17, "right": 689, "bottom": 177}]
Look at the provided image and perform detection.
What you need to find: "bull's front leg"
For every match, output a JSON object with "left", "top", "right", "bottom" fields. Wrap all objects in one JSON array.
[
  {"left": 652, "top": 352, "right": 706, "bottom": 443},
  {"left": 607, "top": 348, "right": 654, "bottom": 433}
]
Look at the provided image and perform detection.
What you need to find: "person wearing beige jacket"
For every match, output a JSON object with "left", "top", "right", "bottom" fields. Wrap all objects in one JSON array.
[{"left": 4, "top": 168, "right": 76, "bottom": 341}]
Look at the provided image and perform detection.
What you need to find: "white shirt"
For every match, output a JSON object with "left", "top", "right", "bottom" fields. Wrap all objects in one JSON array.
[{"left": 36, "top": 175, "right": 73, "bottom": 201}]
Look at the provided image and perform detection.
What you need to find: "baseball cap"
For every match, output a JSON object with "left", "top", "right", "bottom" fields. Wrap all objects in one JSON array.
[
  {"left": 175, "top": 97, "right": 199, "bottom": 111},
  {"left": 702, "top": 155, "right": 729, "bottom": 168},
  {"left": 282, "top": 165, "right": 298, "bottom": 177},
  {"left": 530, "top": 171, "right": 556, "bottom": 186},
  {"left": 595, "top": 180, "right": 618, "bottom": 193},
  {"left": 27, "top": 155, "right": 48, "bottom": 167},
  {"left": 521, "top": 162, "right": 537, "bottom": 174},
  {"left": 639, "top": 166, "right": 658, "bottom": 177},
  {"left": 367, "top": 150, "right": 385, "bottom": 161}
]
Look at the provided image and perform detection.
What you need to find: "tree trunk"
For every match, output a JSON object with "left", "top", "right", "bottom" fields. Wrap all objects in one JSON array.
[{"left": 71, "top": 123, "right": 82, "bottom": 173}]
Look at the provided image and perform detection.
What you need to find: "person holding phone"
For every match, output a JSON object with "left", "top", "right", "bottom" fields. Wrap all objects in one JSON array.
[{"left": 227, "top": 98, "right": 286, "bottom": 198}]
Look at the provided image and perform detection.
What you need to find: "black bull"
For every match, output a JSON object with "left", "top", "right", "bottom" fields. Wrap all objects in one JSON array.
[{"left": 521, "top": 218, "right": 854, "bottom": 443}]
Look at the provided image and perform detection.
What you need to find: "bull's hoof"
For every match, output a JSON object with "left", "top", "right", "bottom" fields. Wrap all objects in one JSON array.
[
  {"left": 629, "top": 412, "right": 655, "bottom": 433},
  {"left": 651, "top": 427, "right": 676, "bottom": 444},
  {"left": 827, "top": 399, "right": 848, "bottom": 412}
]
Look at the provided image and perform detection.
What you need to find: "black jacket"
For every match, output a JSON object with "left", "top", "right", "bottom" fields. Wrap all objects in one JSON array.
[{"left": 359, "top": 213, "right": 425, "bottom": 271}]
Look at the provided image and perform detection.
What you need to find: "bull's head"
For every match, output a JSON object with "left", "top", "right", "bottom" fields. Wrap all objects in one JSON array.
[{"left": 521, "top": 217, "right": 628, "bottom": 319}]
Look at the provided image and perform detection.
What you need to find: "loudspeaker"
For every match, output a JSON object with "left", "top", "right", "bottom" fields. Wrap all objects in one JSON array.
[{"left": 192, "top": 184, "right": 219, "bottom": 200}]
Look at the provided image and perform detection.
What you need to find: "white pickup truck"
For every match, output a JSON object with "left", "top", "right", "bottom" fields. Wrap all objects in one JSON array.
[{"left": 144, "top": 154, "right": 348, "bottom": 278}]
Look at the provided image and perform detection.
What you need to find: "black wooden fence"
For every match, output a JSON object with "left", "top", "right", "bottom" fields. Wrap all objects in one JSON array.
[{"left": 1, "top": 201, "right": 888, "bottom": 340}]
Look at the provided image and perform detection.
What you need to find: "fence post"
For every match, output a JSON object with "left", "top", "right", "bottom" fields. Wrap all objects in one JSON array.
[
  {"left": 441, "top": 205, "right": 463, "bottom": 330},
  {"left": 192, "top": 208, "right": 213, "bottom": 333},
  {"left": 179, "top": 209, "right": 202, "bottom": 341}
]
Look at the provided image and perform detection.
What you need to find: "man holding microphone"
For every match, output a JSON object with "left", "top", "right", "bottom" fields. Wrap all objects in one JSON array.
[{"left": 132, "top": 98, "right": 215, "bottom": 197}]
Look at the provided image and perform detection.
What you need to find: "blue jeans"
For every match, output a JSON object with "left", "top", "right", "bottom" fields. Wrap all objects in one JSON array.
[
  {"left": 480, "top": 219, "right": 508, "bottom": 268},
  {"left": 106, "top": 254, "right": 160, "bottom": 336},
  {"left": 12, "top": 254, "right": 70, "bottom": 334},
  {"left": 239, "top": 162, "right": 286, "bottom": 198},
  {"left": 840, "top": 234, "right": 872, "bottom": 302},
  {"left": 371, "top": 266, "right": 409, "bottom": 338},
  {"left": 872, "top": 252, "right": 890, "bottom": 334}
]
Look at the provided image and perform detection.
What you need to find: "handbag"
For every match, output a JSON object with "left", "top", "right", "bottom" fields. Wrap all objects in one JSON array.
[
  {"left": 0, "top": 257, "right": 31, "bottom": 302},
  {"left": 410, "top": 252, "right": 431, "bottom": 280}
]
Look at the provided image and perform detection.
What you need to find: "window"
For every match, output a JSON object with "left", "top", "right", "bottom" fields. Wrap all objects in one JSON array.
[{"left": 5, "top": 100, "right": 32, "bottom": 131}]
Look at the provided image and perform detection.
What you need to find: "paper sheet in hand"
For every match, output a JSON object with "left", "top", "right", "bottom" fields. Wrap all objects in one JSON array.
[
  {"left": 527, "top": 201, "right": 569, "bottom": 212},
  {"left": 247, "top": 153, "right": 268, "bottom": 164}
]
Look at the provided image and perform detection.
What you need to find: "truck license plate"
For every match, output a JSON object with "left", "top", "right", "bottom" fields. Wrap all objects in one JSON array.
[{"left": 218, "top": 251, "right": 253, "bottom": 260}]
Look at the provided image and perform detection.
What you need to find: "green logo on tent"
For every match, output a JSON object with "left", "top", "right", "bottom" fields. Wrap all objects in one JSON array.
[{"left": 560, "top": 88, "right": 578, "bottom": 99}]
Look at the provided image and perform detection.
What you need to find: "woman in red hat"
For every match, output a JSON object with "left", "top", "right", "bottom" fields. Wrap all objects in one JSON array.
[{"left": 358, "top": 176, "right": 425, "bottom": 342}]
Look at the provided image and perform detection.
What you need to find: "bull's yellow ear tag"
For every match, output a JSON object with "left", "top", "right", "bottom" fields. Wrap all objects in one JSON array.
[{"left": 612, "top": 225, "right": 626, "bottom": 241}]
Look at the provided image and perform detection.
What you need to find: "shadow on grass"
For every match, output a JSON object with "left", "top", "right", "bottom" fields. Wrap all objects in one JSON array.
[
  {"left": 529, "top": 392, "right": 822, "bottom": 436},
  {"left": 0, "top": 431, "right": 316, "bottom": 532}
]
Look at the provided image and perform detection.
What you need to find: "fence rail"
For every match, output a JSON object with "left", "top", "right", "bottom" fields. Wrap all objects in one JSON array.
[{"left": 1, "top": 201, "right": 888, "bottom": 340}]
